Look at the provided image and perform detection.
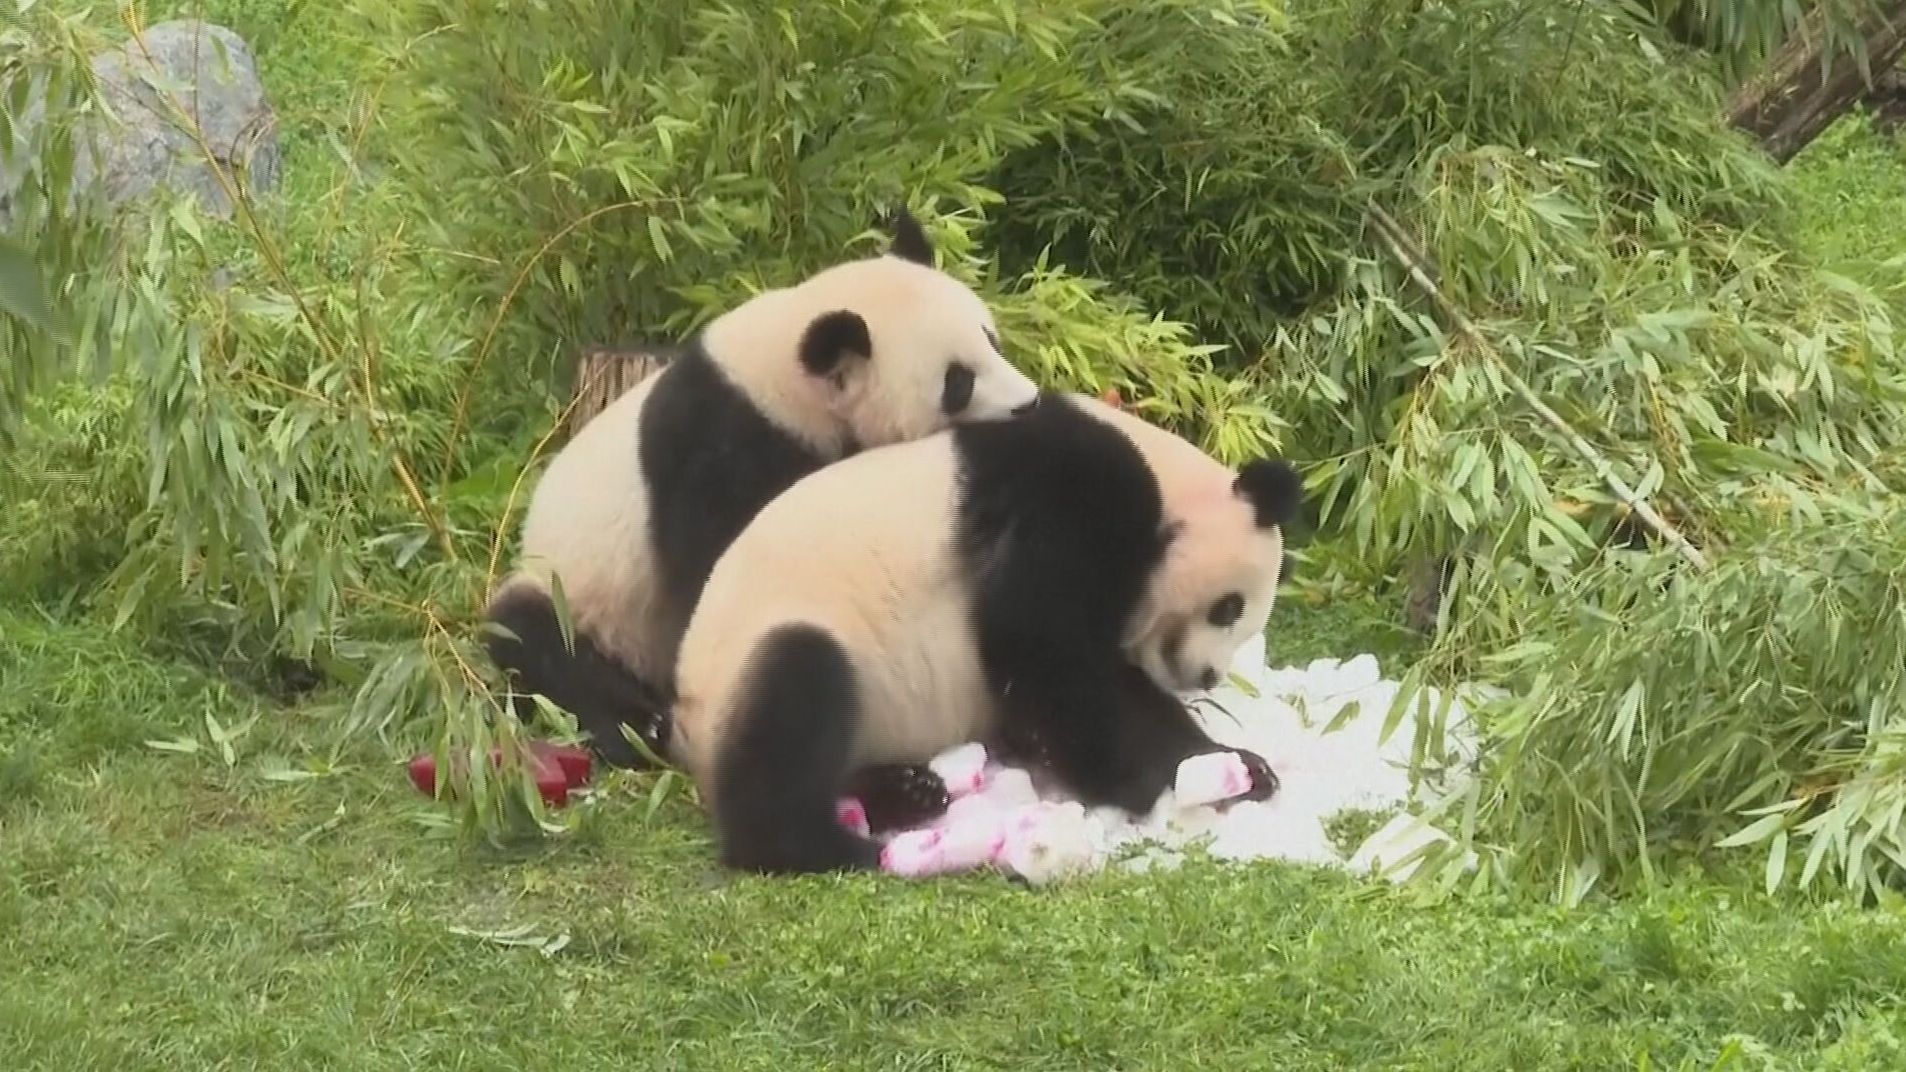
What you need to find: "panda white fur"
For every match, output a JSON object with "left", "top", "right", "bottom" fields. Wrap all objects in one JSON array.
[
  {"left": 668, "top": 390, "right": 1303, "bottom": 874},
  {"left": 484, "top": 211, "right": 1040, "bottom": 767}
]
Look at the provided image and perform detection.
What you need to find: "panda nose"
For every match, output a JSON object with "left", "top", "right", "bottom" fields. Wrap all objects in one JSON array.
[{"left": 1199, "top": 667, "right": 1220, "bottom": 691}]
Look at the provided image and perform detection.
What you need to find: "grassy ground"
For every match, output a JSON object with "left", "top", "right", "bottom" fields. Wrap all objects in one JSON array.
[
  {"left": 6, "top": 603, "right": 1906, "bottom": 1071},
  {"left": 1789, "top": 111, "right": 1906, "bottom": 271}
]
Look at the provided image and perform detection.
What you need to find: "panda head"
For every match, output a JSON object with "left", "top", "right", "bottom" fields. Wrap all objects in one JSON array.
[
  {"left": 1129, "top": 456, "right": 1304, "bottom": 695},
  {"left": 787, "top": 209, "right": 1039, "bottom": 449}
]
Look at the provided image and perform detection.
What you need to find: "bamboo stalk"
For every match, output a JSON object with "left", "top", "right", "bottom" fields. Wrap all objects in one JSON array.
[{"left": 1366, "top": 203, "right": 1710, "bottom": 572}]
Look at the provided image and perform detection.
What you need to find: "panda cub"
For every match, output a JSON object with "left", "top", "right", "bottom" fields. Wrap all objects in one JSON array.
[
  {"left": 668, "top": 391, "right": 1302, "bottom": 874},
  {"left": 484, "top": 211, "right": 1040, "bottom": 768}
]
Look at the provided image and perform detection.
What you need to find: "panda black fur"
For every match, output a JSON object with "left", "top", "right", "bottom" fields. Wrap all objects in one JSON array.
[
  {"left": 668, "top": 391, "right": 1303, "bottom": 874},
  {"left": 484, "top": 211, "right": 1040, "bottom": 767}
]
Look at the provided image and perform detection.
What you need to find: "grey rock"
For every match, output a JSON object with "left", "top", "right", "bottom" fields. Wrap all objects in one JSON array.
[{"left": 73, "top": 19, "right": 280, "bottom": 219}]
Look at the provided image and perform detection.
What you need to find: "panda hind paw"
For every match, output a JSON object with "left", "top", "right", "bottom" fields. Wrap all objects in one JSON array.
[{"left": 851, "top": 764, "right": 951, "bottom": 833}]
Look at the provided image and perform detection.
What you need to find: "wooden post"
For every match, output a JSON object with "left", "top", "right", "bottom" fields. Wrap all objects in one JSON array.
[
  {"left": 569, "top": 343, "right": 677, "bottom": 437},
  {"left": 1725, "top": 0, "right": 1906, "bottom": 164}
]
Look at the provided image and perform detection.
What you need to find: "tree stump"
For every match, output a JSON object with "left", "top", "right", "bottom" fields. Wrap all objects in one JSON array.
[{"left": 569, "top": 343, "right": 678, "bottom": 438}]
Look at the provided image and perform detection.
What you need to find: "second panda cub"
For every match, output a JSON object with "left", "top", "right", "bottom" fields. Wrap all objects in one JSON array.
[
  {"left": 483, "top": 210, "right": 1039, "bottom": 769},
  {"left": 668, "top": 391, "right": 1302, "bottom": 874}
]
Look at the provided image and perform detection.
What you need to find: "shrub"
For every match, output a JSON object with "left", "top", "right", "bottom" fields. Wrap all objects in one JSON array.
[
  {"left": 987, "top": 0, "right": 1785, "bottom": 362},
  {"left": 363, "top": 0, "right": 1284, "bottom": 453},
  {"left": 0, "top": 379, "right": 146, "bottom": 604},
  {"left": 0, "top": 11, "right": 137, "bottom": 451},
  {"left": 1439, "top": 494, "right": 1906, "bottom": 904}
]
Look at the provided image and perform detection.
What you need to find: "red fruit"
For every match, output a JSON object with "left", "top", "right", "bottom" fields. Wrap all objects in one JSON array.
[
  {"left": 530, "top": 753, "right": 570, "bottom": 808},
  {"left": 488, "top": 746, "right": 573, "bottom": 807},
  {"left": 530, "top": 741, "right": 594, "bottom": 787},
  {"left": 408, "top": 753, "right": 442, "bottom": 796},
  {"left": 1101, "top": 387, "right": 1124, "bottom": 409},
  {"left": 404, "top": 743, "right": 580, "bottom": 808}
]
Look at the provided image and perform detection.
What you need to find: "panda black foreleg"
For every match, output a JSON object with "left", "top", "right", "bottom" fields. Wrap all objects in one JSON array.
[
  {"left": 993, "top": 659, "right": 1279, "bottom": 814},
  {"left": 709, "top": 623, "right": 884, "bottom": 874},
  {"left": 1102, "top": 662, "right": 1280, "bottom": 806},
  {"left": 987, "top": 646, "right": 1165, "bottom": 816}
]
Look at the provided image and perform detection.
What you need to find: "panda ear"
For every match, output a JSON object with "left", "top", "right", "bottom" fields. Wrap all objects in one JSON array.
[
  {"left": 1233, "top": 458, "right": 1303, "bottom": 529},
  {"left": 884, "top": 205, "right": 934, "bottom": 266},
  {"left": 798, "top": 310, "right": 874, "bottom": 377}
]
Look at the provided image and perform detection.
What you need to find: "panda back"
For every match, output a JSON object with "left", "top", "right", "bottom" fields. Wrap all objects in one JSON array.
[
  {"left": 639, "top": 342, "right": 838, "bottom": 631},
  {"left": 947, "top": 394, "right": 1171, "bottom": 665},
  {"left": 1061, "top": 391, "right": 1237, "bottom": 514}
]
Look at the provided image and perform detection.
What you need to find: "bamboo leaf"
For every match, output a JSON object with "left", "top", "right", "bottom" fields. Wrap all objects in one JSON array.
[
  {"left": 1716, "top": 811, "right": 1788, "bottom": 850},
  {"left": 0, "top": 235, "right": 51, "bottom": 329},
  {"left": 1764, "top": 829, "right": 1788, "bottom": 895}
]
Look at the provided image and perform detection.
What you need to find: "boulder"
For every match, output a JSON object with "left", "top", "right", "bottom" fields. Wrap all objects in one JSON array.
[{"left": 73, "top": 19, "right": 280, "bottom": 219}]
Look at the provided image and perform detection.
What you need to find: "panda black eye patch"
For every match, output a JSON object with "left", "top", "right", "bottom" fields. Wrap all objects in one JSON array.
[
  {"left": 1208, "top": 592, "right": 1244, "bottom": 627},
  {"left": 941, "top": 363, "right": 976, "bottom": 414}
]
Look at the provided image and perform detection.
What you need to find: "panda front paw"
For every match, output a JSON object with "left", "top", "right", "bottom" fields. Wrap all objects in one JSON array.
[
  {"left": 1230, "top": 748, "right": 1280, "bottom": 804},
  {"left": 849, "top": 764, "right": 951, "bottom": 833}
]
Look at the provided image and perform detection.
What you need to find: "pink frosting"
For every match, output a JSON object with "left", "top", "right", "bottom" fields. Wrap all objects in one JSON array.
[
  {"left": 1173, "top": 751, "right": 1254, "bottom": 807},
  {"left": 835, "top": 797, "right": 870, "bottom": 838}
]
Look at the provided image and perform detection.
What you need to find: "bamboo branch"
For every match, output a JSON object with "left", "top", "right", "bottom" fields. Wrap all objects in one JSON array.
[
  {"left": 1365, "top": 203, "right": 1710, "bottom": 572},
  {"left": 121, "top": 17, "right": 460, "bottom": 563}
]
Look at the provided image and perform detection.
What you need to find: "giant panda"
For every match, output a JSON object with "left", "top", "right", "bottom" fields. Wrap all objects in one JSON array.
[
  {"left": 484, "top": 211, "right": 1041, "bottom": 768},
  {"left": 667, "top": 390, "right": 1303, "bottom": 874}
]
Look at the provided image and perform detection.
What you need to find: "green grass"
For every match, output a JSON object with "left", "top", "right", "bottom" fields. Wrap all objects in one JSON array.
[
  {"left": 5, "top": 603, "right": 1906, "bottom": 1071},
  {"left": 1266, "top": 582, "right": 1428, "bottom": 670},
  {"left": 1789, "top": 112, "right": 1906, "bottom": 272}
]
